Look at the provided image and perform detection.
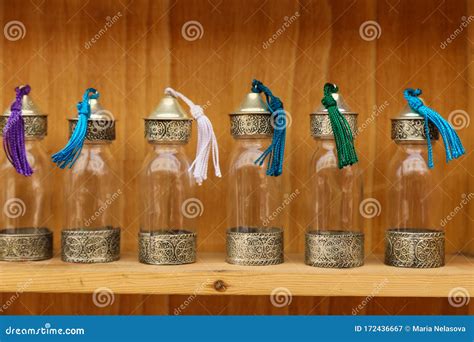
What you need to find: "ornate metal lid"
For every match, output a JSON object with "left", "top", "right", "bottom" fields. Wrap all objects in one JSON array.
[
  {"left": 144, "top": 95, "right": 192, "bottom": 143},
  {"left": 229, "top": 92, "right": 273, "bottom": 138},
  {"left": 391, "top": 103, "right": 439, "bottom": 143},
  {"left": 68, "top": 97, "right": 116, "bottom": 141},
  {"left": 310, "top": 92, "right": 358, "bottom": 139},
  {"left": 0, "top": 90, "right": 47, "bottom": 138}
]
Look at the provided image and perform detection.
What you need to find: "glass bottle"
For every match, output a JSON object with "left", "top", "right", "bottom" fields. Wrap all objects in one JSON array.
[
  {"left": 386, "top": 105, "right": 444, "bottom": 268},
  {"left": 306, "top": 92, "right": 364, "bottom": 268},
  {"left": 0, "top": 90, "right": 52, "bottom": 261},
  {"left": 226, "top": 92, "right": 284, "bottom": 266},
  {"left": 61, "top": 97, "right": 120, "bottom": 263},
  {"left": 139, "top": 94, "right": 196, "bottom": 265}
]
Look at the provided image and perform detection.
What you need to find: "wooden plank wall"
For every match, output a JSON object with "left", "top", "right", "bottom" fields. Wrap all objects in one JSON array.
[{"left": 0, "top": 0, "right": 472, "bottom": 315}]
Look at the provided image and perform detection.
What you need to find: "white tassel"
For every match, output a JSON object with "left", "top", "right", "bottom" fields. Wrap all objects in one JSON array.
[{"left": 164, "top": 87, "right": 221, "bottom": 185}]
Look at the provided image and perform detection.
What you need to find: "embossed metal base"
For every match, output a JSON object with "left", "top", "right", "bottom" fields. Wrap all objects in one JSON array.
[
  {"left": 139, "top": 229, "right": 196, "bottom": 265},
  {"left": 385, "top": 228, "right": 445, "bottom": 268},
  {"left": 61, "top": 227, "right": 120, "bottom": 263},
  {"left": 305, "top": 230, "right": 364, "bottom": 268},
  {"left": 0, "top": 227, "right": 52, "bottom": 261},
  {"left": 226, "top": 227, "right": 283, "bottom": 266}
]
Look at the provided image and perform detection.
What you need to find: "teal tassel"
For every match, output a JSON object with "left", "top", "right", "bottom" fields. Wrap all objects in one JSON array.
[
  {"left": 252, "top": 79, "right": 286, "bottom": 177},
  {"left": 52, "top": 88, "right": 99, "bottom": 169}
]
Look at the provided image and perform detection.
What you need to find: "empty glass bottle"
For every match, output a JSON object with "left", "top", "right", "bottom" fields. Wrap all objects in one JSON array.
[
  {"left": 226, "top": 92, "right": 284, "bottom": 266},
  {"left": 0, "top": 86, "right": 52, "bottom": 261},
  {"left": 59, "top": 93, "right": 120, "bottom": 263},
  {"left": 306, "top": 91, "right": 364, "bottom": 268},
  {"left": 139, "top": 94, "right": 196, "bottom": 265},
  {"left": 386, "top": 104, "right": 444, "bottom": 268}
]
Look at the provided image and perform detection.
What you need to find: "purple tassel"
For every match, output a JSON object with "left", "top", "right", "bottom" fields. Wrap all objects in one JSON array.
[{"left": 3, "top": 85, "right": 33, "bottom": 176}]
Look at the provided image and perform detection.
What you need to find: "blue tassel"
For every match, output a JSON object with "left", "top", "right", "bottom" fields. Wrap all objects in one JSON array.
[
  {"left": 252, "top": 79, "right": 286, "bottom": 177},
  {"left": 52, "top": 88, "right": 99, "bottom": 169},
  {"left": 404, "top": 88, "right": 465, "bottom": 168}
]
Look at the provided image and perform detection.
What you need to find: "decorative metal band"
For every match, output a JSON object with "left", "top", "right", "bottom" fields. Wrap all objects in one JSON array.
[
  {"left": 385, "top": 228, "right": 444, "bottom": 268},
  {"left": 61, "top": 227, "right": 120, "bottom": 263},
  {"left": 138, "top": 230, "right": 196, "bottom": 265},
  {"left": 305, "top": 230, "right": 364, "bottom": 268},
  {"left": 0, "top": 115, "right": 47, "bottom": 137},
  {"left": 310, "top": 113, "right": 358, "bottom": 138},
  {"left": 144, "top": 119, "right": 192, "bottom": 143},
  {"left": 229, "top": 114, "right": 273, "bottom": 137},
  {"left": 226, "top": 227, "right": 283, "bottom": 266},
  {"left": 0, "top": 227, "right": 52, "bottom": 261},
  {"left": 69, "top": 119, "right": 116, "bottom": 141},
  {"left": 391, "top": 119, "right": 439, "bottom": 142}
]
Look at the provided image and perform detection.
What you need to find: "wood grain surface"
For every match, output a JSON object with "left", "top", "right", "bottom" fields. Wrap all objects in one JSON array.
[{"left": 0, "top": 0, "right": 472, "bottom": 315}]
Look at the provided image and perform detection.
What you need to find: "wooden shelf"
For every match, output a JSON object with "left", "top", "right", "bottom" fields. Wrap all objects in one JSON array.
[{"left": 0, "top": 253, "right": 473, "bottom": 297}]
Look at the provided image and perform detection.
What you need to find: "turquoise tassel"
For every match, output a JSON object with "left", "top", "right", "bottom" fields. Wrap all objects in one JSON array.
[
  {"left": 52, "top": 88, "right": 99, "bottom": 169},
  {"left": 404, "top": 88, "right": 465, "bottom": 168}
]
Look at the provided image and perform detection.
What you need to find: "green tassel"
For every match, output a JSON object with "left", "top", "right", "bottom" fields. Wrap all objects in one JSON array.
[{"left": 321, "top": 83, "right": 358, "bottom": 168}]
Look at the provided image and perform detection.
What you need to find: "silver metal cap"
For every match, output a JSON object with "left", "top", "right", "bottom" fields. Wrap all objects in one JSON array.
[
  {"left": 68, "top": 97, "right": 116, "bottom": 141},
  {"left": 229, "top": 92, "right": 273, "bottom": 138},
  {"left": 0, "top": 89, "right": 47, "bottom": 137},
  {"left": 391, "top": 102, "right": 439, "bottom": 143},
  {"left": 310, "top": 92, "right": 358, "bottom": 139},
  {"left": 144, "top": 95, "right": 192, "bottom": 143}
]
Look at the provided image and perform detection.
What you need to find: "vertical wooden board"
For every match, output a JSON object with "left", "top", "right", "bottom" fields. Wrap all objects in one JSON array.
[
  {"left": 122, "top": 0, "right": 172, "bottom": 252},
  {"left": 375, "top": 0, "right": 470, "bottom": 255}
]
